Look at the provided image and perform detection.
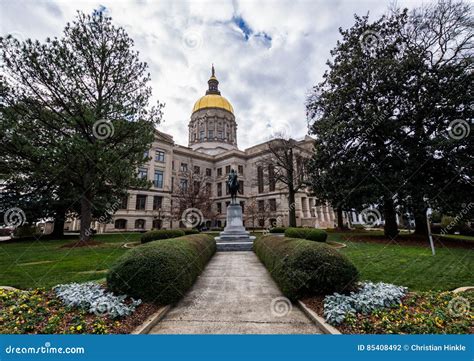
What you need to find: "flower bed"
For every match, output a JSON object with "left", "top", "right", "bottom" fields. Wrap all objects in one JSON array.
[
  {"left": 0, "top": 286, "right": 159, "bottom": 334},
  {"left": 303, "top": 290, "right": 473, "bottom": 334}
]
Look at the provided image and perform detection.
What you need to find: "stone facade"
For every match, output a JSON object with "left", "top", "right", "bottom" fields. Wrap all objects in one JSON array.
[{"left": 70, "top": 67, "right": 346, "bottom": 233}]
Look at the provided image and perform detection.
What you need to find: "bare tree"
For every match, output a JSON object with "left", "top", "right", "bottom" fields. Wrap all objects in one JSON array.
[
  {"left": 171, "top": 167, "right": 215, "bottom": 227},
  {"left": 244, "top": 197, "right": 281, "bottom": 229},
  {"left": 255, "top": 136, "right": 311, "bottom": 227}
]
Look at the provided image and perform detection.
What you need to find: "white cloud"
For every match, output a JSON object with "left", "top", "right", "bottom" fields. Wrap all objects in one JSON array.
[{"left": 0, "top": 0, "right": 426, "bottom": 149}]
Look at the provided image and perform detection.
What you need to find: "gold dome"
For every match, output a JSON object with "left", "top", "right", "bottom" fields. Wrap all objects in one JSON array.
[{"left": 192, "top": 94, "right": 234, "bottom": 114}]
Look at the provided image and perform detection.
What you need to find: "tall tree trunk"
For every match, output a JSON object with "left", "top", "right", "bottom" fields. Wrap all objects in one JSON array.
[
  {"left": 51, "top": 207, "right": 66, "bottom": 238},
  {"left": 383, "top": 197, "right": 399, "bottom": 238},
  {"left": 414, "top": 210, "right": 428, "bottom": 235},
  {"left": 288, "top": 190, "right": 297, "bottom": 227},
  {"left": 412, "top": 194, "right": 428, "bottom": 235},
  {"left": 336, "top": 206, "right": 345, "bottom": 229},
  {"left": 79, "top": 191, "right": 92, "bottom": 243}
]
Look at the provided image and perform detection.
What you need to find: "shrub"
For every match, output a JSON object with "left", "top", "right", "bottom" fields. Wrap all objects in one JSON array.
[
  {"left": 305, "top": 229, "right": 328, "bottom": 242},
  {"left": 53, "top": 282, "right": 141, "bottom": 319},
  {"left": 254, "top": 236, "right": 358, "bottom": 300},
  {"left": 12, "top": 225, "right": 40, "bottom": 238},
  {"left": 140, "top": 229, "right": 185, "bottom": 244},
  {"left": 210, "top": 227, "right": 223, "bottom": 231},
  {"left": 269, "top": 227, "right": 286, "bottom": 233},
  {"left": 182, "top": 228, "right": 200, "bottom": 235},
  {"left": 323, "top": 282, "right": 408, "bottom": 325},
  {"left": 284, "top": 227, "right": 327, "bottom": 242},
  {"left": 107, "top": 234, "right": 216, "bottom": 304}
]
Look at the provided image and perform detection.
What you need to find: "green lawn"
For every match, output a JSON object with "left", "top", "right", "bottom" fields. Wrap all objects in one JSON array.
[
  {"left": 329, "top": 232, "right": 474, "bottom": 291},
  {"left": 0, "top": 233, "right": 141, "bottom": 289},
  {"left": 1, "top": 231, "right": 472, "bottom": 292}
]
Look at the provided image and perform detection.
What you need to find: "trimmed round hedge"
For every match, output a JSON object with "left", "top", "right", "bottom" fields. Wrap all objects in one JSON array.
[
  {"left": 254, "top": 235, "right": 358, "bottom": 300},
  {"left": 182, "top": 228, "right": 200, "bottom": 235},
  {"left": 269, "top": 227, "right": 287, "bottom": 233},
  {"left": 140, "top": 229, "right": 185, "bottom": 244},
  {"left": 107, "top": 234, "right": 216, "bottom": 304},
  {"left": 284, "top": 227, "right": 328, "bottom": 242}
]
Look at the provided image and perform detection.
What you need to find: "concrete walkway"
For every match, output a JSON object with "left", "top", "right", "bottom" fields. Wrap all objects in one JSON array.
[{"left": 149, "top": 252, "right": 321, "bottom": 334}]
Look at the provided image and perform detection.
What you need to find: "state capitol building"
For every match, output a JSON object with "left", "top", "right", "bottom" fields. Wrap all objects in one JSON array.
[{"left": 69, "top": 67, "right": 344, "bottom": 233}]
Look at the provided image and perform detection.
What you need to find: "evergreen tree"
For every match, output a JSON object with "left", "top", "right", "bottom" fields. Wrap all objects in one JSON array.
[{"left": 1, "top": 10, "right": 163, "bottom": 242}]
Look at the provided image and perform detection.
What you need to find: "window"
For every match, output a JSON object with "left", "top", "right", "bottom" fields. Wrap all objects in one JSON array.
[
  {"left": 180, "top": 179, "right": 188, "bottom": 191},
  {"left": 172, "top": 161, "right": 175, "bottom": 170},
  {"left": 194, "top": 165, "right": 200, "bottom": 174},
  {"left": 217, "top": 182, "right": 222, "bottom": 197},
  {"left": 138, "top": 168, "right": 148, "bottom": 180},
  {"left": 154, "top": 170, "right": 163, "bottom": 188},
  {"left": 180, "top": 163, "right": 188, "bottom": 172},
  {"left": 206, "top": 168, "right": 212, "bottom": 177},
  {"left": 153, "top": 196, "right": 163, "bottom": 210},
  {"left": 269, "top": 198, "right": 277, "bottom": 212},
  {"left": 240, "top": 201, "right": 245, "bottom": 213},
  {"left": 155, "top": 149, "right": 165, "bottom": 162},
  {"left": 200, "top": 130, "right": 205, "bottom": 139},
  {"left": 135, "top": 219, "right": 145, "bottom": 229},
  {"left": 257, "top": 166, "right": 264, "bottom": 193},
  {"left": 258, "top": 200, "right": 265, "bottom": 212},
  {"left": 152, "top": 219, "right": 162, "bottom": 229},
  {"left": 217, "top": 168, "right": 222, "bottom": 176},
  {"left": 238, "top": 181, "right": 244, "bottom": 195},
  {"left": 114, "top": 219, "right": 127, "bottom": 229},
  {"left": 171, "top": 177, "right": 174, "bottom": 192},
  {"left": 225, "top": 165, "right": 231, "bottom": 174},
  {"left": 268, "top": 164, "right": 276, "bottom": 191},
  {"left": 143, "top": 150, "right": 149, "bottom": 159},
  {"left": 217, "top": 130, "right": 223, "bottom": 139},
  {"left": 238, "top": 165, "right": 243, "bottom": 174},
  {"left": 226, "top": 182, "right": 230, "bottom": 195},
  {"left": 206, "top": 183, "right": 212, "bottom": 196},
  {"left": 208, "top": 130, "right": 214, "bottom": 138},
  {"left": 120, "top": 195, "right": 128, "bottom": 209},
  {"left": 136, "top": 195, "right": 147, "bottom": 210},
  {"left": 217, "top": 203, "right": 222, "bottom": 214}
]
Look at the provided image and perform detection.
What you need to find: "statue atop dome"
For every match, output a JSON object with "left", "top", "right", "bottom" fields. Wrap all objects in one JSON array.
[{"left": 206, "top": 64, "right": 221, "bottom": 95}]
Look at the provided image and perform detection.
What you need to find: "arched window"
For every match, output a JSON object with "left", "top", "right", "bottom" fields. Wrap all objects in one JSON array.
[
  {"left": 135, "top": 219, "right": 145, "bottom": 229},
  {"left": 114, "top": 219, "right": 127, "bottom": 229}
]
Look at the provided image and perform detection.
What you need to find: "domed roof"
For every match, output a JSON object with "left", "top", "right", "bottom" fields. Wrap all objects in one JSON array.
[{"left": 192, "top": 94, "right": 234, "bottom": 114}]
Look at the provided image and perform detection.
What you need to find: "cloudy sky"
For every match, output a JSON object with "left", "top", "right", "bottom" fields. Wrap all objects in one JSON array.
[{"left": 1, "top": 0, "right": 425, "bottom": 149}]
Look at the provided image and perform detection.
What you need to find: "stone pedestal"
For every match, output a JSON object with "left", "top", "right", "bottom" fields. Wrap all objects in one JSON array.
[{"left": 215, "top": 203, "right": 255, "bottom": 251}]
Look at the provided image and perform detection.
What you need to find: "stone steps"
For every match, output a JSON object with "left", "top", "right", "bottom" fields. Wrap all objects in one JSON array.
[{"left": 216, "top": 241, "right": 254, "bottom": 252}]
